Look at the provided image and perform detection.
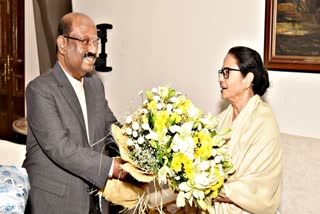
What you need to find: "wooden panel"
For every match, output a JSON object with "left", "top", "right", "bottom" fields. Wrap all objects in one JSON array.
[{"left": 0, "top": 0, "right": 25, "bottom": 141}]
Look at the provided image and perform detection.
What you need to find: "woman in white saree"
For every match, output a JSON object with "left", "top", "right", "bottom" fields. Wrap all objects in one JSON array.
[{"left": 209, "top": 46, "right": 281, "bottom": 214}]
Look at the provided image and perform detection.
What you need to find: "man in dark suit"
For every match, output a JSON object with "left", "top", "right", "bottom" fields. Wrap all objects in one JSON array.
[{"left": 23, "top": 12, "right": 126, "bottom": 214}]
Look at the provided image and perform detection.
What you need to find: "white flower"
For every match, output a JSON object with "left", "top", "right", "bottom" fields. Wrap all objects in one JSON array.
[
  {"left": 158, "top": 166, "right": 171, "bottom": 184},
  {"left": 127, "top": 138, "right": 134, "bottom": 146},
  {"left": 142, "top": 123, "right": 150, "bottom": 130},
  {"left": 200, "top": 113, "right": 218, "bottom": 129},
  {"left": 176, "top": 192, "right": 186, "bottom": 207},
  {"left": 169, "top": 125, "right": 180, "bottom": 133},
  {"left": 156, "top": 103, "right": 163, "bottom": 110},
  {"left": 137, "top": 136, "right": 144, "bottom": 144},
  {"left": 187, "top": 104, "right": 201, "bottom": 119},
  {"left": 178, "top": 182, "right": 192, "bottom": 192},
  {"left": 214, "top": 155, "right": 222, "bottom": 164},
  {"left": 152, "top": 87, "right": 158, "bottom": 93},
  {"left": 172, "top": 122, "right": 196, "bottom": 160},
  {"left": 159, "top": 86, "right": 169, "bottom": 98},
  {"left": 194, "top": 173, "right": 211, "bottom": 187},
  {"left": 153, "top": 95, "right": 161, "bottom": 101},
  {"left": 193, "top": 189, "right": 205, "bottom": 200},
  {"left": 170, "top": 96, "right": 177, "bottom": 103},
  {"left": 142, "top": 108, "right": 148, "bottom": 114},
  {"left": 132, "top": 122, "right": 139, "bottom": 130},
  {"left": 134, "top": 143, "right": 140, "bottom": 150},
  {"left": 146, "top": 131, "right": 158, "bottom": 140},
  {"left": 198, "top": 160, "right": 210, "bottom": 171},
  {"left": 126, "top": 115, "right": 132, "bottom": 124},
  {"left": 173, "top": 108, "right": 183, "bottom": 115},
  {"left": 212, "top": 148, "right": 217, "bottom": 157},
  {"left": 132, "top": 131, "right": 138, "bottom": 138},
  {"left": 166, "top": 103, "right": 173, "bottom": 112},
  {"left": 125, "top": 127, "right": 132, "bottom": 135}
]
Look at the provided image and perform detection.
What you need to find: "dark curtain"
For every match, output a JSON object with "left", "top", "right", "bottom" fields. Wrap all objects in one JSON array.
[{"left": 33, "top": 0, "right": 72, "bottom": 74}]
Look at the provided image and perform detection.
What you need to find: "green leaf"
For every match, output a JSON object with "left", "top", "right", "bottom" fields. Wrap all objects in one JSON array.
[{"left": 146, "top": 90, "right": 153, "bottom": 100}]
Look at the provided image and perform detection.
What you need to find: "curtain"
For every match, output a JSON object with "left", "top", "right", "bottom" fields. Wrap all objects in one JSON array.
[{"left": 33, "top": 0, "right": 72, "bottom": 74}]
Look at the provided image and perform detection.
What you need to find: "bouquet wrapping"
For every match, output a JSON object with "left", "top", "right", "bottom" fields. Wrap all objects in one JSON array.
[{"left": 101, "top": 86, "right": 235, "bottom": 211}]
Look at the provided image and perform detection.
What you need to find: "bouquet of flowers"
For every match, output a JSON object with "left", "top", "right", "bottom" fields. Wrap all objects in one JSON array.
[{"left": 103, "top": 86, "right": 235, "bottom": 211}]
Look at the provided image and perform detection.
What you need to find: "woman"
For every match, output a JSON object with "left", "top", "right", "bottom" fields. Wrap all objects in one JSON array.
[{"left": 212, "top": 46, "right": 282, "bottom": 214}]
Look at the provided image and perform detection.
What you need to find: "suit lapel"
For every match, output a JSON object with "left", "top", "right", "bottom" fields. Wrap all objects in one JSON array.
[
  {"left": 84, "top": 76, "right": 96, "bottom": 146},
  {"left": 53, "top": 62, "right": 87, "bottom": 137}
]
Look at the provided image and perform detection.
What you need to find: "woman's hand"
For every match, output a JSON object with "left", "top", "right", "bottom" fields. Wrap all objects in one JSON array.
[{"left": 216, "top": 195, "right": 242, "bottom": 209}]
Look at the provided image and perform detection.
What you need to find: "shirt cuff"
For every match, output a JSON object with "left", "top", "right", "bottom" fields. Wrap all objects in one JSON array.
[{"left": 108, "top": 158, "right": 114, "bottom": 177}]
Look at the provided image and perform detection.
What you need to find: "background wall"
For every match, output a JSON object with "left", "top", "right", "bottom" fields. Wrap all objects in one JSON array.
[{"left": 25, "top": 0, "right": 320, "bottom": 139}]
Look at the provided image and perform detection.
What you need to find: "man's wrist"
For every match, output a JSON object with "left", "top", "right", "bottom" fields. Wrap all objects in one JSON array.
[{"left": 108, "top": 158, "right": 114, "bottom": 177}]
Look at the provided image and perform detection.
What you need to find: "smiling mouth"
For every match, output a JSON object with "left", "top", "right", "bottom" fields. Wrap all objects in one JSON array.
[
  {"left": 84, "top": 56, "right": 96, "bottom": 61},
  {"left": 83, "top": 56, "right": 96, "bottom": 65}
]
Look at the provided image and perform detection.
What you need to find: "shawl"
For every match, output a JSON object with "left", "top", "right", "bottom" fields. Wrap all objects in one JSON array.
[{"left": 209, "top": 95, "right": 282, "bottom": 214}]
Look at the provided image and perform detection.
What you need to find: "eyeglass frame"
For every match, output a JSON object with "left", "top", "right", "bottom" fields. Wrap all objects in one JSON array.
[
  {"left": 62, "top": 35, "right": 101, "bottom": 48},
  {"left": 218, "top": 67, "right": 242, "bottom": 79}
]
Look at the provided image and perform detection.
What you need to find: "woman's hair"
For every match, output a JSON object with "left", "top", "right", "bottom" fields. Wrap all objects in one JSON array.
[{"left": 228, "top": 46, "right": 270, "bottom": 96}]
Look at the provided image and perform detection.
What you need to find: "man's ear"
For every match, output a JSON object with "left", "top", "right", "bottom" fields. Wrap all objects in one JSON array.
[
  {"left": 57, "top": 36, "right": 66, "bottom": 54},
  {"left": 245, "top": 72, "right": 254, "bottom": 89}
]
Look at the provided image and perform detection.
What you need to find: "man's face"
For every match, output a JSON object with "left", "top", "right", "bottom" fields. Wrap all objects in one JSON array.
[{"left": 62, "top": 16, "right": 99, "bottom": 79}]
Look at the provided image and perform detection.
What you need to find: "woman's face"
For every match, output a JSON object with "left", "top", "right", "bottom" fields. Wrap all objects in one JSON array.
[{"left": 218, "top": 53, "right": 248, "bottom": 103}]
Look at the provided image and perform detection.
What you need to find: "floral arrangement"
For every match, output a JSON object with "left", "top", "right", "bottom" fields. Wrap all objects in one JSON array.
[{"left": 116, "top": 86, "right": 235, "bottom": 211}]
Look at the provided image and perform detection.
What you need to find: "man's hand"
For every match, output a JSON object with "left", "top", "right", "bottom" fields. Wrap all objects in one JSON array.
[
  {"left": 111, "top": 158, "right": 149, "bottom": 189},
  {"left": 112, "top": 157, "right": 128, "bottom": 180}
]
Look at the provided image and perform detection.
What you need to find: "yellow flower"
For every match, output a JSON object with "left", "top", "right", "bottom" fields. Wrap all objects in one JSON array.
[
  {"left": 171, "top": 153, "right": 192, "bottom": 174},
  {"left": 178, "top": 99, "right": 192, "bottom": 115},
  {"left": 210, "top": 166, "right": 224, "bottom": 192},
  {"left": 171, "top": 153, "right": 184, "bottom": 172},
  {"left": 184, "top": 163, "right": 194, "bottom": 180},
  {"left": 169, "top": 112, "right": 182, "bottom": 124},
  {"left": 147, "top": 100, "right": 157, "bottom": 111},
  {"left": 195, "top": 131, "right": 213, "bottom": 160},
  {"left": 154, "top": 111, "right": 169, "bottom": 136}
]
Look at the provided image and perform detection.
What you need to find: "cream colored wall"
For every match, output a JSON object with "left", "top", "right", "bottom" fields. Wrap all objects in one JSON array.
[
  {"left": 25, "top": 1, "right": 320, "bottom": 139},
  {"left": 25, "top": 0, "right": 40, "bottom": 88}
]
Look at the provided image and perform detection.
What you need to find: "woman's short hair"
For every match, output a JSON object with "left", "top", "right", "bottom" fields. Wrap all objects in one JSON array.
[{"left": 228, "top": 46, "right": 270, "bottom": 96}]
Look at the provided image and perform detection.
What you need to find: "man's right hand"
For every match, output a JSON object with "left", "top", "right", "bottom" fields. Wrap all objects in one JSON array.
[{"left": 112, "top": 157, "right": 128, "bottom": 180}]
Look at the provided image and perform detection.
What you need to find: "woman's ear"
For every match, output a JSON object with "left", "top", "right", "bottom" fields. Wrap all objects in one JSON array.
[
  {"left": 245, "top": 72, "right": 254, "bottom": 89},
  {"left": 57, "top": 36, "right": 66, "bottom": 54}
]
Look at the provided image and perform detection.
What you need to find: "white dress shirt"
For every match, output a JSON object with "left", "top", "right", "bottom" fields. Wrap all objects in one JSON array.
[
  {"left": 60, "top": 65, "right": 113, "bottom": 177},
  {"left": 63, "top": 69, "right": 90, "bottom": 143}
]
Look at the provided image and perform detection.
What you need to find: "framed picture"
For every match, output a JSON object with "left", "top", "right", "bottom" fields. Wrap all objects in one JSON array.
[{"left": 264, "top": 0, "right": 320, "bottom": 72}]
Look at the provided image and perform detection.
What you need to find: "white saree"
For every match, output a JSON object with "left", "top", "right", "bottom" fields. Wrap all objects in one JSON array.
[{"left": 208, "top": 95, "right": 282, "bottom": 214}]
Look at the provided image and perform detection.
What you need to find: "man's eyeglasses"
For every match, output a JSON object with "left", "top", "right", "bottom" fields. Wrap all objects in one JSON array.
[
  {"left": 63, "top": 35, "right": 101, "bottom": 48},
  {"left": 218, "top": 67, "right": 241, "bottom": 79}
]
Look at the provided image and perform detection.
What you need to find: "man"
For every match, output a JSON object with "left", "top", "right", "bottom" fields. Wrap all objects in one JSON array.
[{"left": 23, "top": 12, "right": 126, "bottom": 214}]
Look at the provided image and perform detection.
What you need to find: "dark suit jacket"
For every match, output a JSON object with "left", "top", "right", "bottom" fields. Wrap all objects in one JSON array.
[{"left": 23, "top": 62, "right": 118, "bottom": 214}]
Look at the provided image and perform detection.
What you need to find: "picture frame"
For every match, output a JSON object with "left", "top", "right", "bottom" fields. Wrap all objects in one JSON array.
[{"left": 264, "top": 0, "right": 320, "bottom": 72}]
